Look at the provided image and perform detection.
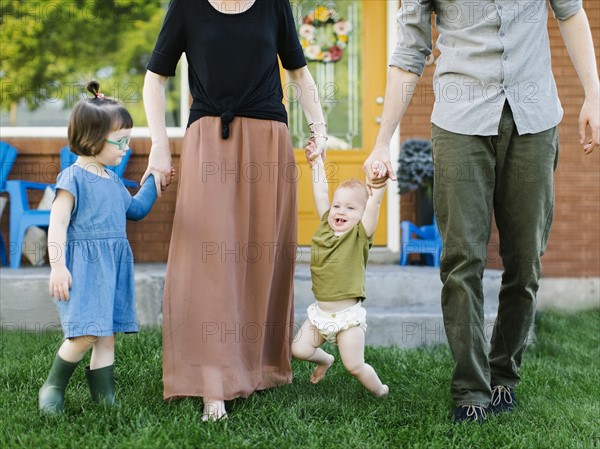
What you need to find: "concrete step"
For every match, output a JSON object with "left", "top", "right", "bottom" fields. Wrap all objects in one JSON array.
[{"left": 1, "top": 263, "right": 597, "bottom": 347}]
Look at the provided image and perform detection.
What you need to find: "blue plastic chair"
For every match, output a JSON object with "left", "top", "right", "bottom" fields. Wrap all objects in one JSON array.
[
  {"left": 59, "top": 146, "right": 138, "bottom": 189},
  {"left": 399, "top": 215, "right": 442, "bottom": 267},
  {"left": 2, "top": 142, "right": 55, "bottom": 269},
  {"left": 0, "top": 142, "right": 19, "bottom": 266}
]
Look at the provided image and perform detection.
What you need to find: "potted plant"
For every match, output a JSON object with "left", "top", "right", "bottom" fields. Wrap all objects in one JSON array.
[{"left": 396, "top": 138, "right": 434, "bottom": 226}]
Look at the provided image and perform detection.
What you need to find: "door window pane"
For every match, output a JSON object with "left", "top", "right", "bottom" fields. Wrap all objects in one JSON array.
[{"left": 288, "top": 1, "right": 362, "bottom": 150}]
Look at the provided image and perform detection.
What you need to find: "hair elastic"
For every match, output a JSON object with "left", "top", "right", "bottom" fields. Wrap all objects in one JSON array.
[{"left": 95, "top": 92, "right": 105, "bottom": 99}]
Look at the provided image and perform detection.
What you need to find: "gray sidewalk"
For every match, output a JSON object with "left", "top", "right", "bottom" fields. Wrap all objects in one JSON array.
[{"left": 1, "top": 262, "right": 598, "bottom": 347}]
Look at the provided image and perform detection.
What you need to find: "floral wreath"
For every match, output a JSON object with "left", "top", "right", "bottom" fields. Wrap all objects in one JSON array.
[{"left": 298, "top": 5, "right": 353, "bottom": 63}]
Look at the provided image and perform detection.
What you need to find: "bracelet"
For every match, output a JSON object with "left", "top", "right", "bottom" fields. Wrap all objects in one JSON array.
[
  {"left": 309, "top": 121, "right": 328, "bottom": 131},
  {"left": 310, "top": 133, "right": 328, "bottom": 140}
]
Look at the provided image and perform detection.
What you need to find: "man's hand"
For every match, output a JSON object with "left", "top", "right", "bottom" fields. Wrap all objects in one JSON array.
[
  {"left": 363, "top": 144, "right": 396, "bottom": 193},
  {"left": 579, "top": 96, "right": 600, "bottom": 155}
]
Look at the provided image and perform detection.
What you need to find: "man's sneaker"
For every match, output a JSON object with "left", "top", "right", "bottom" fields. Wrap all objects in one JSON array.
[
  {"left": 489, "top": 385, "right": 516, "bottom": 414},
  {"left": 452, "top": 405, "right": 487, "bottom": 424}
]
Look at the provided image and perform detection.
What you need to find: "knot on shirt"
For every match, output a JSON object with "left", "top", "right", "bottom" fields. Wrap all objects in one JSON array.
[{"left": 220, "top": 111, "right": 235, "bottom": 139}]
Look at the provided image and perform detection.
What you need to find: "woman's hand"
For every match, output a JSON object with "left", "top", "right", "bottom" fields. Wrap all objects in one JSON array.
[
  {"left": 141, "top": 141, "right": 173, "bottom": 197},
  {"left": 304, "top": 136, "right": 327, "bottom": 166},
  {"left": 49, "top": 266, "right": 72, "bottom": 301}
]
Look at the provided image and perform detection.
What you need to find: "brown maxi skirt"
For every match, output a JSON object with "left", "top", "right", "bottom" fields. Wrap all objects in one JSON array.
[{"left": 162, "top": 116, "right": 297, "bottom": 400}]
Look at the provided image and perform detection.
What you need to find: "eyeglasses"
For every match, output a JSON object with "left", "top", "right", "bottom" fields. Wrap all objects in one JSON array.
[{"left": 105, "top": 136, "right": 130, "bottom": 152}]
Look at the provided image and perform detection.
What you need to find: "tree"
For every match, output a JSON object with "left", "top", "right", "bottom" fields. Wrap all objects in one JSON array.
[
  {"left": 107, "top": 2, "right": 181, "bottom": 126},
  {"left": 0, "top": 0, "right": 164, "bottom": 125}
]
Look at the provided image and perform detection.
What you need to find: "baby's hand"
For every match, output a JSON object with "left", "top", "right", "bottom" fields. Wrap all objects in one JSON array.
[
  {"left": 371, "top": 160, "right": 388, "bottom": 179},
  {"left": 305, "top": 138, "right": 318, "bottom": 167},
  {"left": 49, "top": 266, "right": 72, "bottom": 301}
]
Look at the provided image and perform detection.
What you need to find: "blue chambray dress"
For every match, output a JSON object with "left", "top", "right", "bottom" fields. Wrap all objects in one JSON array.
[{"left": 54, "top": 164, "right": 137, "bottom": 338}]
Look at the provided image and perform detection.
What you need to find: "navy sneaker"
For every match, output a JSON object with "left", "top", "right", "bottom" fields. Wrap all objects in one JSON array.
[
  {"left": 452, "top": 405, "right": 487, "bottom": 424},
  {"left": 489, "top": 385, "right": 516, "bottom": 414}
]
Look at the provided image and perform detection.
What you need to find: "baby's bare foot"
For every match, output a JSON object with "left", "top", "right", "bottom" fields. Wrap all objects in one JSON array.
[
  {"left": 310, "top": 354, "right": 335, "bottom": 384},
  {"left": 374, "top": 384, "right": 389, "bottom": 397}
]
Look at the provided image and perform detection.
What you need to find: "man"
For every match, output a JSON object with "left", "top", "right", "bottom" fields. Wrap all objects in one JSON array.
[{"left": 365, "top": 0, "right": 599, "bottom": 423}]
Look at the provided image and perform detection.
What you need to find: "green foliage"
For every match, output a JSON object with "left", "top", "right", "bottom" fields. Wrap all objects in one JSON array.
[
  {"left": 0, "top": 0, "right": 165, "bottom": 115},
  {"left": 0, "top": 310, "right": 598, "bottom": 448},
  {"left": 100, "top": 2, "right": 181, "bottom": 127}
]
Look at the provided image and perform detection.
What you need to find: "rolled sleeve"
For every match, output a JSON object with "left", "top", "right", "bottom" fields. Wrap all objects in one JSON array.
[
  {"left": 147, "top": 0, "right": 186, "bottom": 77},
  {"left": 147, "top": 51, "right": 182, "bottom": 77},
  {"left": 278, "top": 0, "right": 307, "bottom": 70},
  {"left": 279, "top": 47, "right": 307, "bottom": 70},
  {"left": 549, "top": 0, "right": 583, "bottom": 20},
  {"left": 125, "top": 175, "right": 157, "bottom": 221},
  {"left": 389, "top": 0, "right": 433, "bottom": 76}
]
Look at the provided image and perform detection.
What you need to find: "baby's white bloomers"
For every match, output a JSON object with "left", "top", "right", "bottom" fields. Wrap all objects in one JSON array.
[{"left": 307, "top": 302, "right": 367, "bottom": 345}]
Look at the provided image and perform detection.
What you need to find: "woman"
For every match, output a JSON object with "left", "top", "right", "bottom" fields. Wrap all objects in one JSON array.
[{"left": 142, "top": 0, "right": 326, "bottom": 421}]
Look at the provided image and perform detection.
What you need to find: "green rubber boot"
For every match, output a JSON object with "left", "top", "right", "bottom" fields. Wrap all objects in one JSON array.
[
  {"left": 39, "top": 355, "right": 79, "bottom": 414},
  {"left": 85, "top": 365, "right": 117, "bottom": 406}
]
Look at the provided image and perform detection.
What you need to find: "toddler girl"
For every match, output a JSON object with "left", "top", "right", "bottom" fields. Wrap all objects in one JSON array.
[{"left": 39, "top": 81, "right": 163, "bottom": 414}]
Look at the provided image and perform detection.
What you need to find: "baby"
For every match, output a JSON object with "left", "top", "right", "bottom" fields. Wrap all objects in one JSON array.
[{"left": 292, "top": 152, "right": 389, "bottom": 397}]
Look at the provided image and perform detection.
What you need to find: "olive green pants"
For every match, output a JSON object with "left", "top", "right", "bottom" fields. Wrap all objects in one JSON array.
[{"left": 431, "top": 103, "right": 558, "bottom": 406}]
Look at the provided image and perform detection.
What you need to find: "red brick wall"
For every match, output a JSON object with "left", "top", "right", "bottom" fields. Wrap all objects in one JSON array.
[{"left": 399, "top": 0, "right": 600, "bottom": 277}]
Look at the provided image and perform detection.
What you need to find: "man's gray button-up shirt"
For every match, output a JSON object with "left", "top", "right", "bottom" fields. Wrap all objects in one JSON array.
[{"left": 390, "top": 0, "right": 582, "bottom": 136}]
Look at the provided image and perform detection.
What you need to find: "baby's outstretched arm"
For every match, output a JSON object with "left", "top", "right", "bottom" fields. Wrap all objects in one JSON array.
[
  {"left": 362, "top": 161, "right": 387, "bottom": 237},
  {"left": 126, "top": 174, "right": 157, "bottom": 221},
  {"left": 311, "top": 154, "right": 330, "bottom": 218}
]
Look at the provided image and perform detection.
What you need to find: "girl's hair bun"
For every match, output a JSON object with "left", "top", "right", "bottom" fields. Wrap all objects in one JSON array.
[{"left": 86, "top": 80, "right": 101, "bottom": 97}]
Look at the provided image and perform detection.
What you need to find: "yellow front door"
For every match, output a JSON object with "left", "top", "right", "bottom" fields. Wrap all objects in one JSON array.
[{"left": 287, "top": 1, "right": 388, "bottom": 245}]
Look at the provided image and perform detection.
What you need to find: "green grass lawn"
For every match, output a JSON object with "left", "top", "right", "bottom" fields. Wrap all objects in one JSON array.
[{"left": 1, "top": 310, "right": 599, "bottom": 449}]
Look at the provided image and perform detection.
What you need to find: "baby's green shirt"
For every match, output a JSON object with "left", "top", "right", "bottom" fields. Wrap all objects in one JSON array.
[{"left": 310, "top": 210, "right": 373, "bottom": 302}]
